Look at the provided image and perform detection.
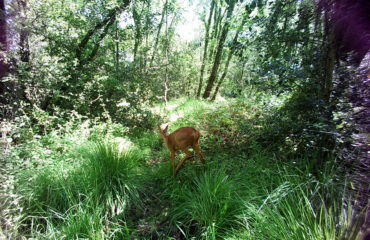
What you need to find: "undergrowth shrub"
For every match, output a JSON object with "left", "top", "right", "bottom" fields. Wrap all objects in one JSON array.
[
  {"left": 220, "top": 153, "right": 349, "bottom": 240},
  {"left": 229, "top": 182, "right": 349, "bottom": 240},
  {"left": 10, "top": 97, "right": 349, "bottom": 239},
  {"left": 256, "top": 87, "right": 337, "bottom": 162}
]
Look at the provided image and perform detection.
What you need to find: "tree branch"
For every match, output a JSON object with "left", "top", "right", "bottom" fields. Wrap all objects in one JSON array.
[{"left": 76, "top": 1, "right": 130, "bottom": 61}]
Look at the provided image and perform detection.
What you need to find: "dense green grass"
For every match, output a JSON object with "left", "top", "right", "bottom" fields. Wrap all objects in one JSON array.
[{"left": 9, "top": 97, "right": 349, "bottom": 239}]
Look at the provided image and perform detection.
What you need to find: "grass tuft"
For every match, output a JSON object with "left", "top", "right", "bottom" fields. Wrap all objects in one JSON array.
[{"left": 170, "top": 167, "right": 244, "bottom": 238}]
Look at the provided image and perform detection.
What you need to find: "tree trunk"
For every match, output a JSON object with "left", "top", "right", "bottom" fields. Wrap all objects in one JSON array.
[
  {"left": 86, "top": 16, "right": 116, "bottom": 64},
  {"left": 322, "top": 13, "right": 336, "bottom": 103},
  {"left": 209, "top": 5, "right": 223, "bottom": 61},
  {"left": 150, "top": 0, "right": 167, "bottom": 68},
  {"left": 142, "top": 1, "right": 151, "bottom": 71},
  {"left": 115, "top": 20, "right": 119, "bottom": 73},
  {"left": 0, "top": 0, "right": 8, "bottom": 119},
  {"left": 210, "top": 51, "right": 232, "bottom": 101},
  {"left": 202, "top": 0, "right": 236, "bottom": 99},
  {"left": 76, "top": 1, "right": 130, "bottom": 64},
  {"left": 59, "top": 2, "right": 129, "bottom": 107},
  {"left": 196, "top": 0, "right": 215, "bottom": 98},
  {"left": 133, "top": 1, "right": 144, "bottom": 63},
  {"left": 164, "top": 1, "right": 169, "bottom": 105},
  {"left": 211, "top": 2, "right": 255, "bottom": 100},
  {"left": 0, "top": 0, "right": 7, "bottom": 78},
  {"left": 17, "top": 0, "right": 29, "bottom": 64}
]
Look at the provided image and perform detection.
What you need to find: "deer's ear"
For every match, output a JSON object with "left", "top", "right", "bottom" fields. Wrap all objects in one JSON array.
[{"left": 164, "top": 125, "right": 168, "bottom": 132}]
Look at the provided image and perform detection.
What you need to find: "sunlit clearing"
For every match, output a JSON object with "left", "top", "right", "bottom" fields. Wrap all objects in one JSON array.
[
  {"left": 68, "top": 120, "right": 91, "bottom": 144},
  {"left": 169, "top": 113, "right": 184, "bottom": 122},
  {"left": 117, "top": 99, "right": 130, "bottom": 107},
  {"left": 113, "top": 137, "right": 133, "bottom": 153},
  {"left": 214, "top": 95, "right": 227, "bottom": 102},
  {"left": 165, "top": 104, "right": 178, "bottom": 111}
]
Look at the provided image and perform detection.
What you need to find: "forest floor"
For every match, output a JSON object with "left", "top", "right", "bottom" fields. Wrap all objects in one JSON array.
[{"left": 1, "top": 98, "right": 350, "bottom": 239}]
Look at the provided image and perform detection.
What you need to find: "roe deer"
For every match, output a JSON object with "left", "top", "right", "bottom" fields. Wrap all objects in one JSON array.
[{"left": 158, "top": 124, "right": 205, "bottom": 175}]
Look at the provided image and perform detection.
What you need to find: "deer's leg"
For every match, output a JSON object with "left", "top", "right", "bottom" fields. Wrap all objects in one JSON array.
[
  {"left": 170, "top": 151, "right": 176, "bottom": 176},
  {"left": 174, "top": 148, "right": 193, "bottom": 175},
  {"left": 193, "top": 144, "right": 205, "bottom": 164}
]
